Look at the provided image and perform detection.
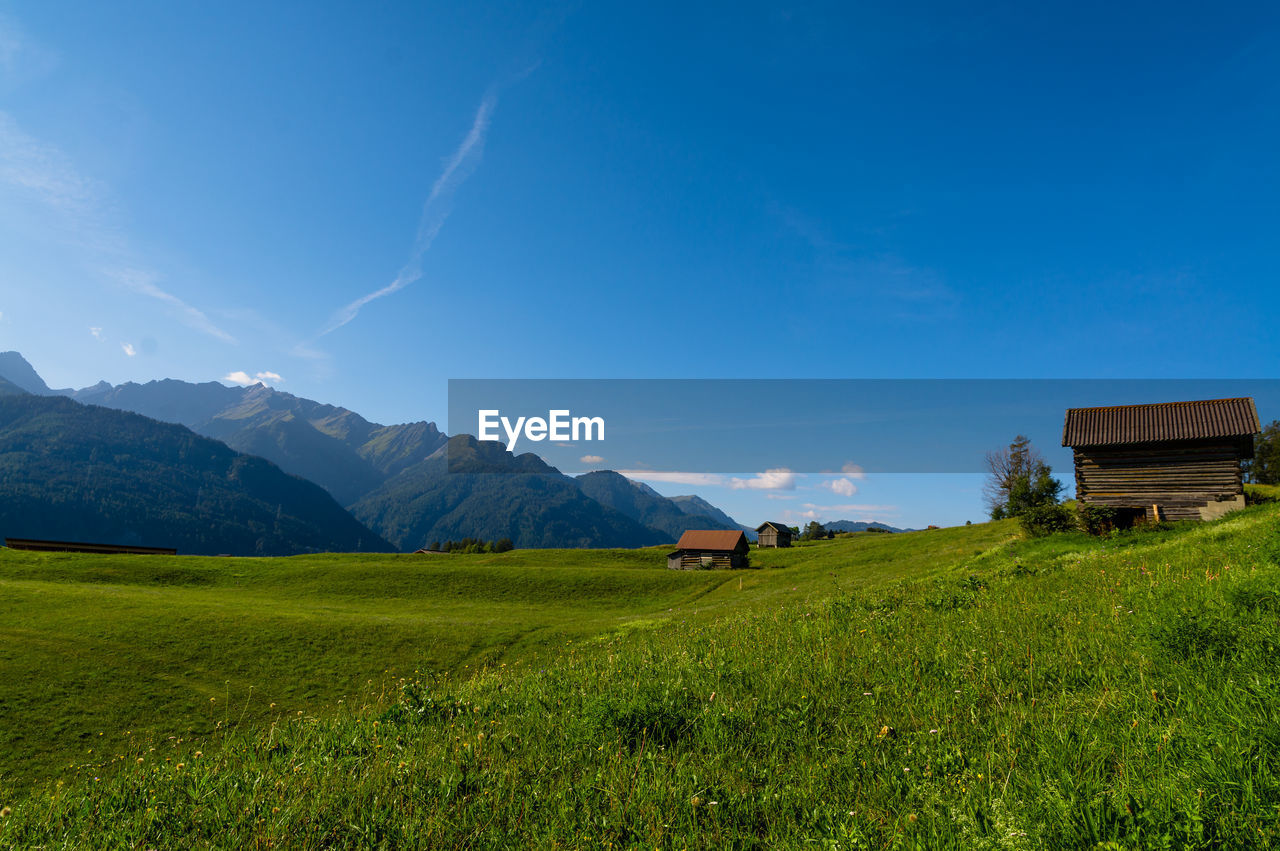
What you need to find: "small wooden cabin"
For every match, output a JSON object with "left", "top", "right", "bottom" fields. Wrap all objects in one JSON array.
[
  {"left": 1062, "top": 397, "right": 1260, "bottom": 523},
  {"left": 4, "top": 538, "right": 177, "bottom": 555},
  {"left": 755, "top": 521, "right": 793, "bottom": 548},
  {"left": 667, "top": 530, "right": 751, "bottom": 570}
]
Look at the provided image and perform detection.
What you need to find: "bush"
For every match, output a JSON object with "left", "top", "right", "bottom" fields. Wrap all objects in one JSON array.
[
  {"left": 1077, "top": 503, "right": 1118, "bottom": 536},
  {"left": 1019, "top": 503, "right": 1075, "bottom": 537}
]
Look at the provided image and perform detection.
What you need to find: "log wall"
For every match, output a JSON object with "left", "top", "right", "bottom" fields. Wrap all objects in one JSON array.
[{"left": 1073, "top": 438, "right": 1250, "bottom": 521}]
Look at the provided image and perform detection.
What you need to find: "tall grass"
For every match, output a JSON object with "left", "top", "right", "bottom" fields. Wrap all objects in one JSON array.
[{"left": 2, "top": 507, "right": 1278, "bottom": 848}]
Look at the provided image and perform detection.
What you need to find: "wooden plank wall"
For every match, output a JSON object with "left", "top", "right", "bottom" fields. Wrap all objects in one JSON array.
[{"left": 1074, "top": 439, "right": 1247, "bottom": 521}]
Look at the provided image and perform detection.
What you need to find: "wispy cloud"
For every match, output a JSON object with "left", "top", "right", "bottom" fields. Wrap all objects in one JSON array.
[
  {"left": 89, "top": 326, "right": 104, "bottom": 341},
  {"left": 617, "top": 470, "right": 728, "bottom": 487},
  {"left": 786, "top": 503, "right": 900, "bottom": 522},
  {"left": 321, "top": 91, "right": 498, "bottom": 336},
  {"left": 0, "top": 98, "right": 234, "bottom": 344},
  {"left": 121, "top": 343, "right": 136, "bottom": 357},
  {"left": 0, "top": 14, "right": 57, "bottom": 90},
  {"left": 105, "top": 267, "right": 236, "bottom": 344},
  {"left": 0, "top": 110, "right": 101, "bottom": 223},
  {"left": 580, "top": 454, "right": 605, "bottom": 464}
]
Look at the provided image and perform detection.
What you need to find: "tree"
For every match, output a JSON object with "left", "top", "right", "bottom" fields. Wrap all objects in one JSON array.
[
  {"left": 1245, "top": 420, "right": 1280, "bottom": 485},
  {"left": 984, "top": 435, "right": 1063, "bottom": 519},
  {"left": 802, "top": 520, "right": 825, "bottom": 541}
]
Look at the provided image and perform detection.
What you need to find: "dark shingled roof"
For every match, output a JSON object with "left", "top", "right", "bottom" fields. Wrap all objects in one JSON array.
[
  {"left": 1062, "top": 397, "right": 1260, "bottom": 447},
  {"left": 755, "top": 521, "right": 792, "bottom": 533},
  {"left": 674, "top": 530, "right": 748, "bottom": 551}
]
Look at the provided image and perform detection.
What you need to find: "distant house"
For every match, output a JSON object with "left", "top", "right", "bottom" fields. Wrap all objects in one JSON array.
[
  {"left": 667, "top": 530, "right": 751, "bottom": 570},
  {"left": 4, "top": 538, "right": 177, "bottom": 555},
  {"left": 1062, "top": 397, "right": 1261, "bottom": 523},
  {"left": 755, "top": 521, "right": 794, "bottom": 548}
]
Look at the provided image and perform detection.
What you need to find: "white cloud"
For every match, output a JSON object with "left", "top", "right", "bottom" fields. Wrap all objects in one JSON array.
[
  {"left": 255, "top": 370, "right": 283, "bottom": 384},
  {"left": 617, "top": 470, "right": 727, "bottom": 487},
  {"left": 821, "top": 477, "right": 858, "bottom": 497},
  {"left": 729, "top": 468, "right": 797, "bottom": 491},
  {"left": 121, "top": 343, "right": 136, "bottom": 357},
  {"left": 321, "top": 91, "right": 498, "bottom": 336},
  {"left": 223, "top": 370, "right": 256, "bottom": 386},
  {"left": 784, "top": 504, "right": 900, "bottom": 523},
  {"left": 841, "top": 463, "right": 866, "bottom": 479},
  {"left": 89, "top": 326, "right": 104, "bottom": 340},
  {"left": 580, "top": 455, "right": 605, "bottom": 464}
]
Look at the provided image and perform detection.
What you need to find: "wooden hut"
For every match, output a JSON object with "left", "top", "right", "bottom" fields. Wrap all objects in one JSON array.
[
  {"left": 4, "top": 538, "right": 177, "bottom": 555},
  {"left": 755, "top": 521, "right": 794, "bottom": 548},
  {"left": 667, "top": 530, "right": 751, "bottom": 570},
  {"left": 1062, "top": 397, "right": 1260, "bottom": 523}
]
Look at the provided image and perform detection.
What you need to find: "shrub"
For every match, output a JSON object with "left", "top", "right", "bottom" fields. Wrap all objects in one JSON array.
[
  {"left": 1019, "top": 503, "right": 1075, "bottom": 537},
  {"left": 1077, "top": 503, "right": 1118, "bottom": 536}
]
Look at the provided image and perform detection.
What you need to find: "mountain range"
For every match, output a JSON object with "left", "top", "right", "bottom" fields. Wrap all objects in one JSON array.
[
  {"left": 0, "top": 393, "right": 392, "bottom": 555},
  {"left": 0, "top": 352, "right": 751, "bottom": 552},
  {"left": 822, "top": 520, "right": 908, "bottom": 533}
]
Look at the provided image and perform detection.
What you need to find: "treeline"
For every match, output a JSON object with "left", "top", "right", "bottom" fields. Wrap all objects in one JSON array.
[{"left": 426, "top": 537, "right": 515, "bottom": 554}]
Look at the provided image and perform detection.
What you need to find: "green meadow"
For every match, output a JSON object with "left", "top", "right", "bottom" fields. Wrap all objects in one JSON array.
[{"left": 2, "top": 502, "right": 1279, "bottom": 848}]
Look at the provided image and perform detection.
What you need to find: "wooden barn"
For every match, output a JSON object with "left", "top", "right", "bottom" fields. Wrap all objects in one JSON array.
[
  {"left": 667, "top": 530, "right": 751, "bottom": 570},
  {"left": 4, "top": 538, "right": 177, "bottom": 555},
  {"left": 755, "top": 521, "right": 793, "bottom": 548},
  {"left": 1062, "top": 397, "right": 1261, "bottom": 523}
]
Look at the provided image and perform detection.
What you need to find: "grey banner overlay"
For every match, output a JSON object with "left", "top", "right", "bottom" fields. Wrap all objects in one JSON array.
[{"left": 447, "top": 379, "right": 1279, "bottom": 475}]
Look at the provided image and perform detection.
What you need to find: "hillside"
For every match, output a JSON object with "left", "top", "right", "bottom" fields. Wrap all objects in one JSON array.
[
  {"left": 0, "top": 394, "right": 393, "bottom": 556},
  {"left": 351, "top": 436, "right": 672, "bottom": 550},
  {"left": 575, "top": 470, "right": 741, "bottom": 541},
  {"left": 3, "top": 504, "right": 1278, "bottom": 847}
]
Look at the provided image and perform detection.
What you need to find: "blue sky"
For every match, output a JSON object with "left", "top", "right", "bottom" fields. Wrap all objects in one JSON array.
[{"left": 1, "top": 2, "right": 1277, "bottom": 527}]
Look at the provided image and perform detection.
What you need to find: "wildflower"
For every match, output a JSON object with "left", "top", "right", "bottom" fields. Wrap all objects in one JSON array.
[
  {"left": 175, "top": 763, "right": 185, "bottom": 770},
  {"left": 137, "top": 757, "right": 144, "bottom": 764},
  {"left": 908, "top": 813, "right": 917, "bottom": 822},
  {"left": 0, "top": 807, "right": 10, "bottom": 818}
]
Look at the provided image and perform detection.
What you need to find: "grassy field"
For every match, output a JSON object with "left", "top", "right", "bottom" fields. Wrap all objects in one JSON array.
[
  {"left": 2, "top": 506, "right": 1279, "bottom": 847},
  {"left": 0, "top": 524, "right": 1008, "bottom": 791}
]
